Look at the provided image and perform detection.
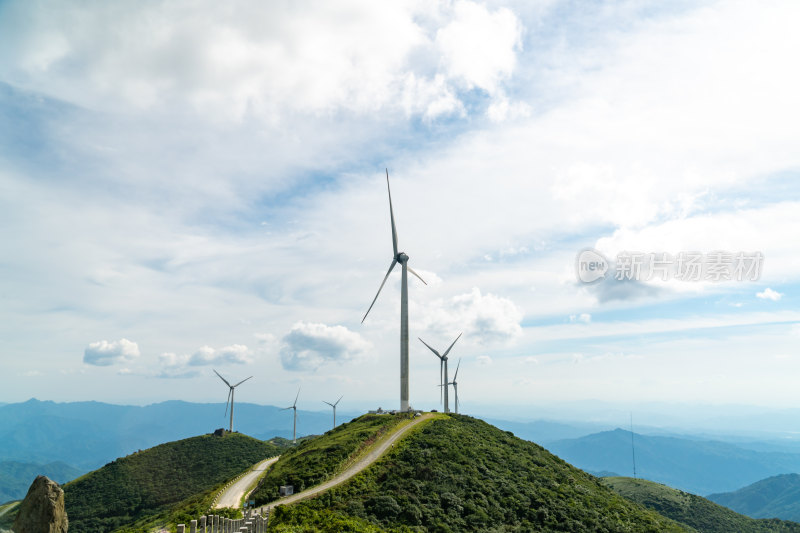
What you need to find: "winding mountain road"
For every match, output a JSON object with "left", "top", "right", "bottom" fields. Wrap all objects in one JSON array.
[
  {"left": 257, "top": 412, "right": 434, "bottom": 512},
  {"left": 214, "top": 456, "right": 280, "bottom": 509}
]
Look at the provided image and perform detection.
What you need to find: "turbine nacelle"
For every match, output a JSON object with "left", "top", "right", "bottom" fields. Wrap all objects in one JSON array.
[{"left": 397, "top": 252, "right": 409, "bottom": 263}]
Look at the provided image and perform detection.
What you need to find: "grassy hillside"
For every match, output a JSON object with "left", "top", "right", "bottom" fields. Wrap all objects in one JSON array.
[
  {"left": 548, "top": 428, "right": 800, "bottom": 495},
  {"left": 267, "top": 414, "right": 689, "bottom": 532},
  {"left": 603, "top": 476, "right": 800, "bottom": 532},
  {"left": 0, "top": 460, "right": 83, "bottom": 504},
  {"left": 708, "top": 474, "right": 800, "bottom": 521},
  {"left": 252, "top": 413, "right": 409, "bottom": 505},
  {"left": 63, "top": 432, "right": 280, "bottom": 533}
]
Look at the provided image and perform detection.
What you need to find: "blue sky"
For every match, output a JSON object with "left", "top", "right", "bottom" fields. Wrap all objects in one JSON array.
[{"left": 0, "top": 0, "right": 798, "bottom": 415}]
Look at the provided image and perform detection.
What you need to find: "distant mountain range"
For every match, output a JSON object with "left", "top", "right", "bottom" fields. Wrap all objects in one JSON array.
[
  {"left": 708, "top": 474, "right": 800, "bottom": 522},
  {"left": 0, "top": 461, "right": 82, "bottom": 504},
  {"left": 603, "top": 476, "right": 800, "bottom": 532},
  {"left": 547, "top": 428, "right": 800, "bottom": 495},
  {"left": 0, "top": 398, "right": 350, "bottom": 479}
]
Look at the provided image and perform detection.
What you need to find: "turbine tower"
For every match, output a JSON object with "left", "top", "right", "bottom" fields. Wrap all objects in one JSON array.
[
  {"left": 214, "top": 369, "right": 252, "bottom": 433},
  {"left": 282, "top": 388, "right": 300, "bottom": 444},
  {"left": 323, "top": 395, "right": 343, "bottom": 430},
  {"left": 448, "top": 359, "right": 461, "bottom": 414},
  {"left": 419, "top": 333, "right": 462, "bottom": 413},
  {"left": 362, "top": 169, "right": 427, "bottom": 412}
]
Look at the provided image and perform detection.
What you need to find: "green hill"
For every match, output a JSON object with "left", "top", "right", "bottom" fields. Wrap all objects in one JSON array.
[
  {"left": 708, "top": 474, "right": 800, "bottom": 521},
  {"left": 252, "top": 412, "right": 409, "bottom": 505},
  {"left": 63, "top": 432, "right": 280, "bottom": 533},
  {"left": 603, "top": 476, "right": 800, "bottom": 532},
  {"left": 265, "top": 414, "right": 689, "bottom": 532}
]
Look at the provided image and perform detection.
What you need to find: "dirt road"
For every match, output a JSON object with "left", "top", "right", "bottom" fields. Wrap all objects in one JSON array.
[
  {"left": 258, "top": 413, "right": 434, "bottom": 512},
  {"left": 214, "top": 456, "right": 280, "bottom": 509}
]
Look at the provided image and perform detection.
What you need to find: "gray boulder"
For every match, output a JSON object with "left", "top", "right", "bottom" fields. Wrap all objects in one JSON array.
[{"left": 12, "top": 476, "right": 68, "bottom": 533}]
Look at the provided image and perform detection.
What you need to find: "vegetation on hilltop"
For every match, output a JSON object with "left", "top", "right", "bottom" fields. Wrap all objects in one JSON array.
[
  {"left": 64, "top": 432, "right": 280, "bottom": 533},
  {"left": 252, "top": 413, "right": 409, "bottom": 506},
  {"left": 603, "top": 476, "right": 800, "bottom": 532},
  {"left": 267, "top": 415, "right": 689, "bottom": 532}
]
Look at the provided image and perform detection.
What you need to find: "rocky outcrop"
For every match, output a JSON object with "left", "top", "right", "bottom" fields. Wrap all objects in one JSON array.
[{"left": 12, "top": 476, "right": 68, "bottom": 533}]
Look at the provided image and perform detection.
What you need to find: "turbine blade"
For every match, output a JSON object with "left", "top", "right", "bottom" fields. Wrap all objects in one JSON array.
[
  {"left": 334, "top": 395, "right": 343, "bottom": 407},
  {"left": 361, "top": 259, "right": 397, "bottom": 323},
  {"left": 407, "top": 266, "right": 427, "bottom": 285},
  {"left": 453, "top": 358, "right": 461, "bottom": 381},
  {"left": 214, "top": 369, "right": 232, "bottom": 388},
  {"left": 294, "top": 387, "right": 300, "bottom": 407},
  {"left": 281, "top": 406, "right": 292, "bottom": 411},
  {"left": 386, "top": 169, "right": 398, "bottom": 257},
  {"left": 323, "top": 401, "right": 334, "bottom": 407},
  {"left": 224, "top": 388, "right": 231, "bottom": 417},
  {"left": 233, "top": 375, "right": 253, "bottom": 388},
  {"left": 442, "top": 332, "right": 462, "bottom": 358},
  {"left": 418, "top": 337, "right": 441, "bottom": 358}
]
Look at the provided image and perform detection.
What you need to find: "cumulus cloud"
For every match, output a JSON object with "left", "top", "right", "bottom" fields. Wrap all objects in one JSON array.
[
  {"left": 83, "top": 338, "right": 140, "bottom": 366},
  {"left": 757, "top": 288, "right": 783, "bottom": 301},
  {"left": 188, "top": 344, "right": 252, "bottom": 366},
  {"left": 280, "top": 322, "right": 372, "bottom": 371},
  {"left": 0, "top": 0, "right": 522, "bottom": 122},
  {"left": 420, "top": 287, "right": 522, "bottom": 344}
]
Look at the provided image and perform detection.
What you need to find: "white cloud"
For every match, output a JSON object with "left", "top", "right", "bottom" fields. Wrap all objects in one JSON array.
[
  {"left": 280, "top": 322, "right": 372, "bottom": 371},
  {"left": 569, "top": 313, "right": 591, "bottom": 324},
  {"left": 436, "top": 0, "right": 521, "bottom": 94},
  {"left": 476, "top": 355, "right": 492, "bottom": 366},
  {"left": 420, "top": 287, "right": 522, "bottom": 345},
  {"left": 188, "top": 344, "right": 252, "bottom": 366},
  {"left": 0, "top": 0, "right": 522, "bottom": 122},
  {"left": 83, "top": 338, "right": 140, "bottom": 366},
  {"left": 159, "top": 352, "right": 189, "bottom": 367},
  {"left": 757, "top": 288, "right": 783, "bottom": 301}
]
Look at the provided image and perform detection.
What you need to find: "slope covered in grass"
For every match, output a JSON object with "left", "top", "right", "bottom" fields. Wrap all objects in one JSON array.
[
  {"left": 604, "top": 476, "right": 800, "bottom": 532},
  {"left": 708, "top": 474, "right": 800, "bottom": 522},
  {"left": 267, "top": 414, "right": 689, "bottom": 532},
  {"left": 64, "top": 432, "right": 280, "bottom": 533},
  {"left": 252, "top": 413, "right": 409, "bottom": 505}
]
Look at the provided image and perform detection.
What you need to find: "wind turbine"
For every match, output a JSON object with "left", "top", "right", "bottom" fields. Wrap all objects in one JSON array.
[
  {"left": 282, "top": 388, "right": 300, "bottom": 444},
  {"left": 323, "top": 395, "right": 343, "bottom": 430},
  {"left": 448, "top": 359, "right": 462, "bottom": 414},
  {"left": 214, "top": 369, "right": 252, "bottom": 433},
  {"left": 362, "top": 169, "right": 427, "bottom": 412},
  {"left": 419, "top": 333, "right": 462, "bottom": 413}
]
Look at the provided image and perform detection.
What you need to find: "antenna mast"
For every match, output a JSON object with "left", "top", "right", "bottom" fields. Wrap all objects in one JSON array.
[{"left": 630, "top": 412, "right": 637, "bottom": 479}]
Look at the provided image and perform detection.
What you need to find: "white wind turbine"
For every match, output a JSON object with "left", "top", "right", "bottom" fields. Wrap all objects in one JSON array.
[
  {"left": 448, "top": 359, "right": 462, "bottom": 414},
  {"left": 362, "top": 169, "right": 427, "bottom": 412},
  {"left": 419, "top": 333, "right": 462, "bottom": 413},
  {"left": 214, "top": 369, "right": 253, "bottom": 433},
  {"left": 282, "top": 388, "right": 300, "bottom": 444},
  {"left": 323, "top": 395, "right": 343, "bottom": 430}
]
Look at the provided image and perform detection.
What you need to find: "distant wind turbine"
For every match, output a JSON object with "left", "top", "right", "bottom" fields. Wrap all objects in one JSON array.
[
  {"left": 419, "top": 333, "right": 462, "bottom": 413},
  {"left": 362, "top": 169, "right": 427, "bottom": 412},
  {"left": 323, "top": 395, "right": 343, "bottom": 430},
  {"left": 448, "top": 359, "right": 462, "bottom": 414},
  {"left": 282, "top": 388, "right": 300, "bottom": 444},
  {"left": 214, "top": 369, "right": 252, "bottom": 433}
]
